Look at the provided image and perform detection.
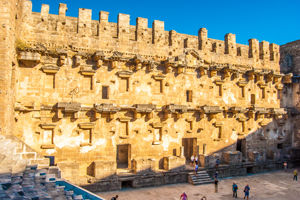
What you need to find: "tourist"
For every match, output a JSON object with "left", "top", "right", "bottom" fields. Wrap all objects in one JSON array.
[
  {"left": 111, "top": 195, "right": 118, "bottom": 200},
  {"left": 283, "top": 161, "right": 288, "bottom": 172},
  {"left": 293, "top": 169, "right": 298, "bottom": 181},
  {"left": 243, "top": 184, "right": 250, "bottom": 200},
  {"left": 214, "top": 178, "right": 218, "bottom": 193},
  {"left": 195, "top": 163, "right": 199, "bottom": 174},
  {"left": 216, "top": 158, "right": 220, "bottom": 168},
  {"left": 232, "top": 182, "right": 238, "bottom": 198},
  {"left": 195, "top": 156, "right": 198, "bottom": 165},
  {"left": 191, "top": 155, "right": 195, "bottom": 166},
  {"left": 180, "top": 192, "right": 188, "bottom": 200},
  {"left": 214, "top": 171, "right": 218, "bottom": 179}
]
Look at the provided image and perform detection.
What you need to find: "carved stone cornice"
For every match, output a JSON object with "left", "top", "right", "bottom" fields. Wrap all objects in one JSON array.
[
  {"left": 237, "top": 80, "right": 248, "bottom": 87},
  {"left": 134, "top": 104, "right": 156, "bottom": 113},
  {"left": 117, "top": 70, "right": 133, "bottom": 78},
  {"left": 270, "top": 108, "right": 286, "bottom": 115},
  {"left": 41, "top": 65, "right": 60, "bottom": 74},
  {"left": 18, "top": 51, "right": 41, "bottom": 67},
  {"left": 202, "top": 106, "right": 223, "bottom": 114},
  {"left": 78, "top": 123, "right": 95, "bottom": 129},
  {"left": 80, "top": 66, "right": 95, "bottom": 76},
  {"left": 57, "top": 102, "right": 81, "bottom": 113},
  {"left": 164, "top": 104, "right": 188, "bottom": 113},
  {"left": 94, "top": 104, "right": 120, "bottom": 113},
  {"left": 152, "top": 74, "right": 166, "bottom": 80},
  {"left": 40, "top": 123, "right": 56, "bottom": 129}
]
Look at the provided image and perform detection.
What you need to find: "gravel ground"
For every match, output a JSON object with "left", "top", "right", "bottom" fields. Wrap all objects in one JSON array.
[{"left": 97, "top": 169, "right": 300, "bottom": 200}]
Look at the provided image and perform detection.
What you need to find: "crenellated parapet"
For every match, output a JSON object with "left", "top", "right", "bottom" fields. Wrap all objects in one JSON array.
[{"left": 17, "top": 1, "right": 280, "bottom": 71}]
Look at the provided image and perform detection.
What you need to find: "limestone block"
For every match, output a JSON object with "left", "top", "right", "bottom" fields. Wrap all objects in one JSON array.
[
  {"left": 93, "top": 161, "right": 116, "bottom": 179},
  {"left": 57, "top": 162, "right": 80, "bottom": 180},
  {"left": 199, "top": 154, "right": 220, "bottom": 167},
  {"left": 222, "top": 151, "right": 242, "bottom": 165},
  {"left": 248, "top": 151, "right": 261, "bottom": 162},
  {"left": 163, "top": 156, "right": 185, "bottom": 171},
  {"left": 132, "top": 158, "right": 155, "bottom": 173}
]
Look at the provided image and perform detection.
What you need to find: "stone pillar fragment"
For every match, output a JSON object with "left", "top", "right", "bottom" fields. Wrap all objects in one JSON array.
[
  {"left": 198, "top": 28, "right": 208, "bottom": 51},
  {"left": 78, "top": 8, "right": 92, "bottom": 35},
  {"left": 98, "top": 11, "right": 109, "bottom": 39},
  {"left": 59, "top": 3, "right": 67, "bottom": 17},
  {"left": 41, "top": 4, "right": 49, "bottom": 20},
  {"left": 259, "top": 41, "right": 270, "bottom": 60},
  {"left": 270, "top": 43, "right": 279, "bottom": 62},
  {"left": 152, "top": 20, "right": 165, "bottom": 45},
  {"left": 169, "top": 30, "right": 179, "bottom": 47},
  {"left": 225, "top": 33, "right": 236, "bottom": 55},
  {"left": 118, "top": 13, "right": 130, "bottom": 42},
  {"left": 136, "top": 17, "right": 148, "bottom": 41},
  {"left": 248, "top": 39, "right": 259, "bottom": 59}
]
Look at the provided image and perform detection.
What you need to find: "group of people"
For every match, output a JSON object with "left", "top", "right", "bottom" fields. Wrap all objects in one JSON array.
[
  {"left": 180, "top": 183, "right": 250, "bottom": 200},
  {"left": 231, "top": 183, "right": 250, "bottom": 199}
]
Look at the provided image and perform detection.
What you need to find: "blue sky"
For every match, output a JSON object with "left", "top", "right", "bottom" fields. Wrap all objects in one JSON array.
[{"left": 31, "top": 0, "right": 300, "bottom": 45}]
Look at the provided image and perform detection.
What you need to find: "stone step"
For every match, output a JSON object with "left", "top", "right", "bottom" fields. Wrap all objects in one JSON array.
[
  {"left": 192, "top": 180, "right": 214, "bottom": 185},
  {"left": 189, "top": 176, "right": 212, "bottom": 180}
]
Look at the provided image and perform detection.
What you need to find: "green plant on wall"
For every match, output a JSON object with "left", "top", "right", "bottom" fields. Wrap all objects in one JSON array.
[{"left": 15, "top": 39, "right": 29, "bottom": 51}]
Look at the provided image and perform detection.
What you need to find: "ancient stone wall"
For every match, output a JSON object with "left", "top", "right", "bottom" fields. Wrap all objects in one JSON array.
[
  {"left": 280, "top": 40, "right": 300, "bottom": 151},
  {"left": 2, "top": 0, "right": 293, "bottom": 185},
  {"left": 0, "top": 0, "right": 19, "bottom": 136}
]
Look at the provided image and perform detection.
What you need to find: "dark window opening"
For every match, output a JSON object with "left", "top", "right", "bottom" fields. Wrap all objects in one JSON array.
[
  {"left": 121, "top": 180, "right": 133, "bottom": 189},
  {"left": 45, "top": 156, "right": 55, "bottom": 166},
  {"left": 247, "top": 167, "right": 254, "bottom": 174},
  {"left": 277, "top": 143, "right": 283, "bottom": 149},
  {"left": 186, "top": 90, "right": 193, "bottom": 102},
  {"left": 102, "top": 86, "right": 109, "bottom": 99}
]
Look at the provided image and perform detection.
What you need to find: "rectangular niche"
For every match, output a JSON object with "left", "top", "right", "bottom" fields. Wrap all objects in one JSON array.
[
  {"left": 102, "top": 86, "right": 109, "bottom": 99},
  {"left": 153, "top": 128, "right": 162, "bottom": 144},
  {"left": 186, "top": 90, "right": 193, "bottom": 102},
  {"left": 119, "top": 78, "right": 129, "bottom": 93},
  {"left": 45, "top": 74, "right": 55, "bottom": 89},
  {"left": 41, "top": 129, "right": 54, "bottom": 149},
  {"left": 119, "top": 121, "right": 129, "bottom": 138},
  {"left": 153, "top": 80, "right": 163, "bottom": 94},
  {"left": 80, "top": 129, "right": 92, "bottom": 146},
  {"left": 83, "top": 76, "right": 93, "bottom": 90}
]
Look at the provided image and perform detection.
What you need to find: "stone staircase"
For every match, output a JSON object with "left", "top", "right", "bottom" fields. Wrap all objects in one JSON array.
[
  {"left": 0, "top": 135, "right": 49, "bottom": 174},
  {"left": 188, "top": 170, "right": 214, "bottom": 185},
  {"left": 0, "top": 164, "right": 99, "bottom": 200}
]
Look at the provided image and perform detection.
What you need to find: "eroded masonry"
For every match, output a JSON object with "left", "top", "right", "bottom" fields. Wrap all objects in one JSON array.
[{"left": 0, "top": 0, "right": 297, "bottom": 188}]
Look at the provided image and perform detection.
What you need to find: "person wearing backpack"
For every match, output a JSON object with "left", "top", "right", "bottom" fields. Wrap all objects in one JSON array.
[
  {"left": 243, "top": 184, "right": 250, "bottom": 200},
  {"left": 232, "top": 182, "right": 238, "bottom": 198}
]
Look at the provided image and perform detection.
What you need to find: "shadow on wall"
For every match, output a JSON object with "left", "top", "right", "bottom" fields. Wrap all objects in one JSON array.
[{"left": 78, "top": 116, "right": 296, "bottom": 192}]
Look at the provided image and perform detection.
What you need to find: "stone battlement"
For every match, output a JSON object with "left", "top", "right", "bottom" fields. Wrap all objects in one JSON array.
[{"left": 19, "top": 1, "right": 279, "bottom": 71}]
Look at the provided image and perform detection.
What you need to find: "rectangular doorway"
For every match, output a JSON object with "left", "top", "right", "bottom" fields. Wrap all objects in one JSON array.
[
  {"left": 117, "top": 144, "right": 131, "bottom": 169},
  {"left": 182, "top": 138, "right": 197, "bottom": 163},
  {"left": 236, "top": 138, "right": 247, "bottom": 157}
]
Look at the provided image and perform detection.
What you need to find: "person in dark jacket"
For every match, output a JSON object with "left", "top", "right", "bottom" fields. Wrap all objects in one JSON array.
[{"left": 232, "top": 182, "right": 238, "bottom": 198}]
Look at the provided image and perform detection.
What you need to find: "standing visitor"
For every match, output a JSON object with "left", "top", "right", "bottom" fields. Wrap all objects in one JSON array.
[
  {"left": 216, "top": 158, "right": 220, "bottom": 168},
  {"left": 180, "top": 192, "right": 188, "bottom": 200},
  {"left": 214, "top": 171, "right": 219, "bottom": 179},
  {"left": 214, "top": 178, "right": 219, "bottom": 193},
  {"left": 243, "top": 184, "right": 250, "bottom": 200},
  {"left": 283, "top": 161, "right": 288, "bottom": 172},
  {"left": 195, "top": 156, "right": 198, "bottom": 165},
  {"left": 191, "top": 155, "right": 195, "bottom": 166},
  {"left": 195, "top": 163, "right": 199, "bottom": 174},
  {"left": 232, "top": 182, "right": 238, "bottom": 198},
  {"left": 293, "top": 169, "right": 298, "bottom": 181}
]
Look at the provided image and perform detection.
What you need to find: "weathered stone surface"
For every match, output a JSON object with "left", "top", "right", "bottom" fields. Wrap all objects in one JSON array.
[{"left": 0, "top": 0, "right": 297, "bottom": 188}]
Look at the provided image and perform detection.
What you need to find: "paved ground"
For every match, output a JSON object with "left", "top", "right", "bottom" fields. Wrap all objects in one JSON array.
[{"left": 97, "top": 169, "right": 300, "bottom": 200}]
